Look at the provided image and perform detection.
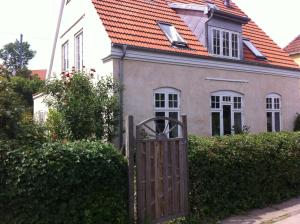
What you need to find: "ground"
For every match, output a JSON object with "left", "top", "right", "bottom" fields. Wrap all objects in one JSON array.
[{"left": 221, "top": 197, "right": 300, "bottom": 224}]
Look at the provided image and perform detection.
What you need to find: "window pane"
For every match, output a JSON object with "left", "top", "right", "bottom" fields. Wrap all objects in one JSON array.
[
  {"left": 169, "top": 112, "right": 179, "bottom": 138},
  {"left": 62, "top": 42, "right": 69, "bottom": 71},
  {"left": 211, "top": 96, "right": 220, "bottom": 108},
  {"left": 213, "top": 29, "right": 220, "bottom": 55},
  {"left": 234, "top": 112, "right": 242, "bottom": 133},
  {"left": 266, "top": 98, "right": 272, "bottom": 109},
  {"left": 155, "top": 93, "right": 165, "bottom": 108},
  {"left": 234, "top": 97, "right": 242, "bottom": 109},
  {"left": 223, "top": 31, "right": 230, "bottom": 56},
  {"left": 223, "top": 96, "right": 231, "bottom": 102},
  {"left": 155, "top": 112, "right": 165, "bottom": 134},
  {"left": 274, "top": 98, "right": 280, "bottom": 109},
  {"left": 212, "top": 112, "right": 220, "bottom": 136},
  {"left": 275, "top": 112, "right": 280, "bottom": 132},
  {"left": 232, "top": 33, "right": 239, "bottom": 58},
  {"left": 75, "top": 32, "right": 83, "bottom": 70},
  {"left": 267, "top": 112, "right": 272, "bottom": 132},
  {"left": 169, "top": 94, "right": 178, "bottom": 108},
  {"left": 158, "top": 23, "right": 186, "bottom": 45}
]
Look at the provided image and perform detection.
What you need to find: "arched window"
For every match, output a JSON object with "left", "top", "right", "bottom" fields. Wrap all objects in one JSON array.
[
  {"left": 266, "top": 93, "right": 281, "bottom": 132},
  {"left": 154, "top": 88, "right": 180, "bottom": 138},
  {"left": 210, "top": 91, "right": 244, "bottom": 136}
]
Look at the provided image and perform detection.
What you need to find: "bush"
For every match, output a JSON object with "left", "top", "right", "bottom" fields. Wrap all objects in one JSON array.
[
  {"left": 0, "top": 141, "right": 128, "bottom": 224},
  {"left": 294, "top": 113, "right": 300, "bottom": 131},
  {"left": 188, "top": 133, "right": 300, "bottom": 223}
]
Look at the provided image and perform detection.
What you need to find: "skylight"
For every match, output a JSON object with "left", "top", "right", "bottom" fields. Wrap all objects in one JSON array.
[
  {"left": 158, "top": 22, "right": 187, "bottom": 47},
  {"left": 243, "top": 39, "right": 266, "bottom": 59}
]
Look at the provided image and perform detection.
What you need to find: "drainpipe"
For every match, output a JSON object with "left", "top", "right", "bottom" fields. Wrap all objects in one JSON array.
[
  {"left": 47, "top": 0, "right": 65, "bottom": 79},
  {"left": 205, "top": 6, "right": 215, "bottom": 49},
  {"left": 119, "top": 45, "right": 128, "bottom": 150}
]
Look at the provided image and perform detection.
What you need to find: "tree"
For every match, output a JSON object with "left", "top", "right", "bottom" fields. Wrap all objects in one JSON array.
[
  {"left": 45, "top": 72, "right": 120, "bottom": 141},
  {"left": 0, "top": 39, "right": 36, "bottom": 75}
]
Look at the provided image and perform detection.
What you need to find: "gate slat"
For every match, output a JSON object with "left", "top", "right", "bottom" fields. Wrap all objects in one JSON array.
[
  {"left": 154, "top": 142, "right": 160, "bottom": 219},
  {"left": 179, "top": 140, "right": 185, "bottom": 212},
  {"left": 146, "top": 141, "right": 152, "bottom": 220},
  {"left": 163, "top": 141, "right": 169, "bottom": 217},
  {"left": 171, "top": 140, "right": 178, "bottom": 214},
  {"left": 136, "top": 141, "right": 143, "bottom": 223}
]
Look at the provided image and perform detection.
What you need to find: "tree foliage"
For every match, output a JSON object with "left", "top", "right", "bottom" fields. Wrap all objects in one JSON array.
[
  {"left": 0, "top": 40, "right": 35, "bottom": 74},
  {"left": 45, "top": 72, "right": 120, "bottom": 141},
  {"left": 0, "top": 68, "right": 45, "bottom": 142}
]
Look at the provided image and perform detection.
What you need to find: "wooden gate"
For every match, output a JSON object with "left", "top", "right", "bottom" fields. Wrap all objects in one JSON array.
[{"left": 126, "top": 115, "right": 189, "bottom": 224}]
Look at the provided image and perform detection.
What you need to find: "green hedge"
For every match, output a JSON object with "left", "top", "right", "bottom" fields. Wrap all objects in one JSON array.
[
  {"left": 188, "top": 132, "right": 300, "bottom": 222},
  {"left": 0, "top": 141, "right": 128, "bottom": 224}
]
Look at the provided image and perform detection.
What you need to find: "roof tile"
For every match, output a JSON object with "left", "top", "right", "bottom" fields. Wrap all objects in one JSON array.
[{"left": 92, "top": 0, "right": 299, "bottom": 69}]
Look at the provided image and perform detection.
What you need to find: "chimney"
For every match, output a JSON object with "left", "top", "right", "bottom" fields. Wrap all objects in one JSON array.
[{"left": 224, "top": 0, "right": 230, "bottom": 7}]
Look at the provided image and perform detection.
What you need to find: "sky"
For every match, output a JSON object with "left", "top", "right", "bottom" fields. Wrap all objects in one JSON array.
[{"left": 0, "top": 0, "right": 299, "bottom": 70}]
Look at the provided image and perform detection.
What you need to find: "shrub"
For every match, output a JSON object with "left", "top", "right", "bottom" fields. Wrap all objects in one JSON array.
[
  {"left": 0, "top": 141, "right": 128, "bottom": 224},
  {"left": 45, "top": 73, "right": 120, "bottom": 141},
  {"left": 188, "top": 133, "right": 300, "bottom": 223},
  {"left": 294, "top": 113, "right": 300, "bottom": 131}
]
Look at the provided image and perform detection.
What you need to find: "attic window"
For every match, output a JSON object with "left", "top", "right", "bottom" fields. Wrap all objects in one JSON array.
[
  {"left": 158, "top": 22, "right": 187, "bottom": 48},
  {"left": 243, "top": 39, "right": 266, "bottom": 59}
]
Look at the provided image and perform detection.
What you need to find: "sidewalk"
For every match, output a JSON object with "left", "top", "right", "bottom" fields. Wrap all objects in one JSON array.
[{"left": 221, "top": 197, "right": 300, "bottom": 224}]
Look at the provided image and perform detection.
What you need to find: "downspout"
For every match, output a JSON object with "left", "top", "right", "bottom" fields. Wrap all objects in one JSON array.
[
  {"left": 119, "top": 45, "right": 128, "bottom": 150},
  {"left": 205, "top": 6, "right": 215, "bottom": 49},
  {"left": 47, "top": 0, "right": 65, "bottom": 79}
]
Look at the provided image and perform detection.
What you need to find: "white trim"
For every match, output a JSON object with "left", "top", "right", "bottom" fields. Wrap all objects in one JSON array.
[
  {"left": 33, "top": 93, "right": 46, "bottom": 100},
  {"left": 105, "top": 48, "right": 300, "bottom": 78},
  {"left": 206, "top": 77, "right": 249, "bottom": 83},
  {"left": 210, "top": 91, "right": 244, "bottom": 136},
  {"left": 211, "top": 27, "right": 240, "bottom": 60},
  {"left": 168, "top": 3, "right": 206, "bottom": 11},
  {"left": 266, "top": 93, "right": 281, "bottom": 132}
]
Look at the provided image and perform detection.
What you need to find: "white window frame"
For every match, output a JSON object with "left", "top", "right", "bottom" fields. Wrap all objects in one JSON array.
[
  {"left": 210, "top": 91, "right": 244, "bottom": 136},
  {"left": 211, "top": 27, "right": 240, "bottom": 60},
  {"left": 154, "top": 87, "right": 181, "bottom": 138},
  {"left": 74, "top": 30, "right": 83, "bottom": 71},
  {"left": 266, "top": 93, "right": 281, "bottom": 132},
  {"left": 62, "top": 41, "right": 69, "bottom": 72}
]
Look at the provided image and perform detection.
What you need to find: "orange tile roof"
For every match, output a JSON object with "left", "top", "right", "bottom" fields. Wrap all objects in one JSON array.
[
  {"left": 31, "top": 69, "right": 47, "bottom": 80},
  {"left": 284, "top": 35, "right": 300, "bottom": 56},
  {"left": 92, "top": 0, "right": 299, "bottom": 70}
]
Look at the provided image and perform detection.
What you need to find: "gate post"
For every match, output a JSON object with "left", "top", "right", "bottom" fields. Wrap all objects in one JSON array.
[{"left": 126, "top": 115, "right": 135, "bottom": 223}]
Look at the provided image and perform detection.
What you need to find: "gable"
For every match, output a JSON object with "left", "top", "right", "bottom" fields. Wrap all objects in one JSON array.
[{"left": 91, "top": 0, "right": 299, "bottom": 70}]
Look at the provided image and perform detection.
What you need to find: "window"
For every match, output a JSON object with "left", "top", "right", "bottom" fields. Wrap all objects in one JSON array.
[
  {"left": 212, "top": 28, "right": 240, "bottom": 59},
  {"left": 243, "top": 39, "right": 266, "bottom": 59},
  {"left": 62, "top": 41, "right": 69, "bottom": 72},
  {"left": 158, "top": 22, "right": 187, "bottom": 47},
  {"left": 266, "top": 93, "right": 281, "bottom": 132},
  {"left": 154, "top": 88, "right": 180, "bottom": 138},
  {"left": 211, "top": 91, "right": 243, "bottom": 136},
  {"left": 75, "top": 31, "right": 83, "bottom": 71}
]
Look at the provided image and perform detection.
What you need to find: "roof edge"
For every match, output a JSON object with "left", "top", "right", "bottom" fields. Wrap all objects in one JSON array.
[{"left": 110, "top": 43, "right": 300, "bottom": 72}]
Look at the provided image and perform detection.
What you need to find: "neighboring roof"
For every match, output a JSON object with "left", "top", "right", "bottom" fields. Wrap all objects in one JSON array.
[
  {"left": 92, "top": 0, "right": 299, "bottom": 70},
  {"left": 31, "top": 69, "right": 47, "bottom": 80},
  {"left": 284, "top": 35, "right": 300, "bottom": 56}
]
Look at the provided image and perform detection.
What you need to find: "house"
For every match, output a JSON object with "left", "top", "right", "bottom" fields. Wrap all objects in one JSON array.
[
  {"left": 31, "top": 69, "right": 47, "bottom": 80},
  {"left": 35, "top": 0, "right": 300, "bottom": 146},
  {"left": 284, "top": 35, "right": 300, "bottom": 66}
]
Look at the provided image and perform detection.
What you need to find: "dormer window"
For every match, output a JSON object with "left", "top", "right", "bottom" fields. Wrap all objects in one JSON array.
[
  {"left": 211, "top": 28, "right": 240, "bottom": 59},
  {"left": 243, "top": 39, "right": 266, "bottom": 60},
  {"left": 158, "top": 22, "right": 187, "bottom": 48}
]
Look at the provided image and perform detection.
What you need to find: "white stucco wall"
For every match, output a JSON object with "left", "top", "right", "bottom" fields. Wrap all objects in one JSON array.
[
  {"left": 35, "top": 0, "right": 114, "bottom": 123},
  {"left": 50, "top": 0, "right": 113, "bottom": 80},
  {"left": 33, "top": 93, "right": 49, "bottom": 123}
]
